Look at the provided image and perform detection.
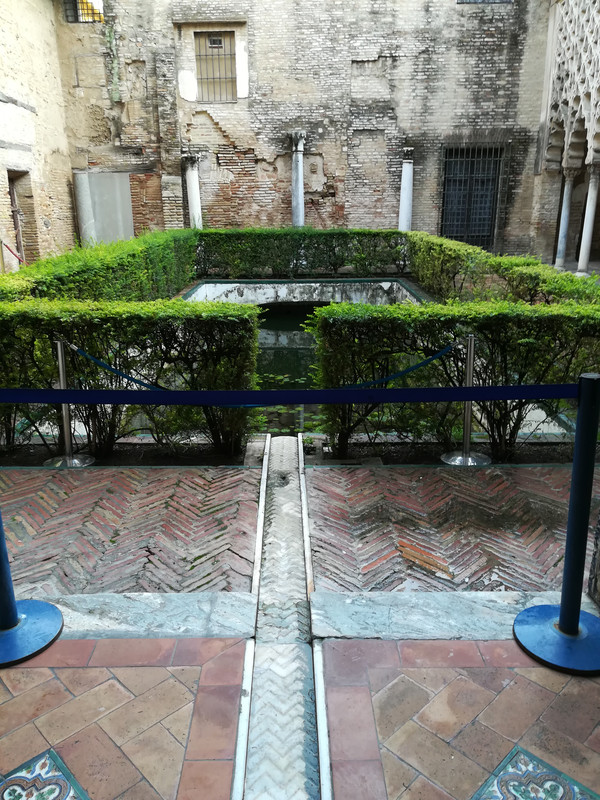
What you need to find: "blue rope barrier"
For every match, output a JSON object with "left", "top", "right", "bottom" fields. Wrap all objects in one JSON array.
[
  {"left": 353, "top": 344, "right": 454, "bottom": 388},
  {"left": 0, "top": 384, "right": 579, "bottom": 407},
  {"left": 67, "top": 343, "right": 166, "bottom": 392}
]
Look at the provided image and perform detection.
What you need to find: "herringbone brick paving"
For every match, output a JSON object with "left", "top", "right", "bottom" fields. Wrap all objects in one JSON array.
[
  {"left": 307, "top": 466, "right": 600, "bottom": 593},
  {"left": 1, "top": 468, "right": 260, "bottom": 594}
]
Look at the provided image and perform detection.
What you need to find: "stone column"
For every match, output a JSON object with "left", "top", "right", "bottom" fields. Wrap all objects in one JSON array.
[
  {"left": 184, "top": 157, "right": 203, "bottom": 229},
  {"left": 73, "top": 171, "right": 97, "bottom": 245},
  {"left": 577, "top": 165, "right": 600, "bottom": 275},
  {"left": 554, "top": 168, "right": 578, "bottom": 270},
  {"left": 398, "top": 147, "right": 414, "bottom": 231},
  {"left": 291, "top": 131, "right": 306, "bottom": 227}
]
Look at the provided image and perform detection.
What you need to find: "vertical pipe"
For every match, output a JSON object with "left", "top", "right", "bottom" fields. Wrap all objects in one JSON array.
[
  {"left": 577, "top": 167, "right": 599, "bottom": 275},
  {"left": 185, "top": 158, "right": 203, "bottom": 229},
  {"left": 461, "top": 335, "right": 475, "bottom": 462},
  {"left": 555, "top": 170, "right": 576, "bottom": 269},
  {"left": 73, "top": 171, "right": 97, "bottom": 245},
  {"left": 558, "top": 373, "right": 600, "bottom": 635},
  {"left": 56, "top": 340, "right": 74, "bottom": 462},
  {"left": 291, "top": 131, "right": 306, "bottom": 227},
  {"left": 398, "top": 148, "right": 414, "bottom": 231},
  {"left": 0, "top": 509, "right": 19, "bottom": 631}
]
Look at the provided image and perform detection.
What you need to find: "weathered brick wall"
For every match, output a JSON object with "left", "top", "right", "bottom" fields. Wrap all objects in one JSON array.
[{"left": 0, "top": 0, "right": 75, "bottom": 268}]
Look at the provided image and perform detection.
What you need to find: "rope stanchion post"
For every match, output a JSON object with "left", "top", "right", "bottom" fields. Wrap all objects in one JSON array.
[
  {"left": 0, "top": 508, "right": 64, "bottom": 667},
  {"left": 513, "top": 373, "right": 600, "bottom": 675},
  {"left": 44, "top": 341, "right": 94, "bottom": 469},
  {"left": 441, "top": 334, "right": 491, "bottom": 467}
]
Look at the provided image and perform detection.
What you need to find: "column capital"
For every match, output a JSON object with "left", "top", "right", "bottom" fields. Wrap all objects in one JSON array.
[
  {"left": 402, "top": 147, "right": 414, "bottom": 161},
  {"left": 291, "top": 130, "right": 306, "bottom": 152},
  {"left": 588, "top": 163, "right": 600, "bottom": 180},
  {"left": 563, "top": 167, "right": 580, "bottom": 182}
]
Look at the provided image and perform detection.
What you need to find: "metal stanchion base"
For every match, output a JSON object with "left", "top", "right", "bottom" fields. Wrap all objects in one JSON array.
[
  {"left": 43, "top": 455, "right": 95, "bottom": 468},
  {"left": 0, "top": 599, "right": 64, "bottom": 668},
  {"left": 513, "top": 604, "right": 600, "bottom": 676},
  {"left": 440, "top": 451, "right": 491, "bottom": 466}
]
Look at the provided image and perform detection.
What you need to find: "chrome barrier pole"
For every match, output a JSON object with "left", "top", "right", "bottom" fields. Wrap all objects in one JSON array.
[{"left": 44, "top": 341, "right": 94, "bottom": 468}]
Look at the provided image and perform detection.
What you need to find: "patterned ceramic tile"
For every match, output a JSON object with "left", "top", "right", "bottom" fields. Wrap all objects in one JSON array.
[
  {"left": 0, "top": 750, "right": 89, "bottom": 800},
  {"left": 471, "top": 746, "right": 600, "bottom": 800}
]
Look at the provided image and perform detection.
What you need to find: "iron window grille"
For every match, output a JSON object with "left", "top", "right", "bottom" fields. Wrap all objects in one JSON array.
[
  {"left": 195, "top": 31, "right": 237, "bottom": 102},
  {"left": 64, "top": 0, "right": 104, "bottom": 22},
  {"left": 441, "top": 146, "right": 504, "bottom": 249}
]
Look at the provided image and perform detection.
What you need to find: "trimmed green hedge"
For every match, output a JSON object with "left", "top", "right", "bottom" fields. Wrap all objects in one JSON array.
[
  {"left": 306, "top": 302, "right": 600, "bottom": 459},
  {"left": 0, "top": 299, "right": 259, "bottom": 456}
]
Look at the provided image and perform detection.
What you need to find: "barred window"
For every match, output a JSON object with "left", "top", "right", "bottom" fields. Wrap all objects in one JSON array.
[
  {"left": 441, "top": 146, "right": 503, "bottom": 249},
  {"left": 195, "top": 31, "right": 237, "bottom": 102},
  {"left": 64, "top": 0, "right": 104, "bottom": 22}
]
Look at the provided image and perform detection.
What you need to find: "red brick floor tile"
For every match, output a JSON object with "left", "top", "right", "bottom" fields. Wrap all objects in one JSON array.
[
  {"left": 586, "top": 723, "right": 600, "bottom": 754},
  {"left": 23, "top": 639, "right": 97, "bottom": 667},
  {"left": 198, "top": 640, "right": 245, "bottom": 685},
  {"left": 0, "top": 679, "right": 71, "bottom": 738},
  {"left": 167, "top": 667, "right": 201, "bottom": 692},
  {"left": 122, "top": 724, "right": 184, "bottom": 800},
  {"left": 0, "top": 668, "right": 53, "bottom": 696},
  {"left": 368, "top": 665, "right": 404, "bottom": 694},
  {"left": 55, "top": 723, "right": 141, "bottom": 800},
  {"left": 116, "top": 781, "right": 162, "bottom": 800},
  {"left": 55, "top": 668, "right": 111, "bottom": 696},
  {"left": 372, "top": 674, "right": 431, "bottom": 742},
  {"left": 477, "top": 675, "right": 555, "bottom": 741},
  {"left": 0, "top": 723, "right": 49, "bottom": 774},
  {"left": 327, "top": 686, "right": 380, "bottom": 761},
  {"left": 324, "top": 640, "right": 400, "bottom": 687},
  {"left": 478, "top": 640, "right": 539, "bottom": 668},
  {"left": 111, "top": 667, "right": 171, "bottom": 696},
  {"left": 401, "top": 668, "right": 458, "bottom": 695},
  {"left": 520, "top": 721, "right": 600, "bottom": 790},
  {"left": 176, "top": 761, "right": 233, "bottom": 800},
  {"left": 457, "top": 667, "right": 517, "bottom": 694},
  {"left": 415, "top": 676, "right": 495, "bottom": 741},
  {"left": 185, "top": 685, "right": 241, "bottom": 760},
  {"left": 380, "top": 749, "right": 417, "bottom": 798},
  {"left": 400, "top": 775, "right": 456, "bottom": 800},
  {"left": 331, "top": 760, "right": 387, "bottom": 800},
  {"left": 400, "top": 641, "right": 484, "bottom": 669},
  {"left": 0, "top": 681, "right": 11, "bottom": 704},
  {"left": 513, "top": 667, "right": 570, "bottom": 693},
  {"left": 89, "top": 638, "right": 176, "bottom": 667},
  {"left": 172, "top": 637, "right": 242, "bottom": 667},
  {"left": 541, "top": 678, "right": 600, "bottom": 743},
  {"left": 451, "top": 720, "right": 513, "bottom": 772}
]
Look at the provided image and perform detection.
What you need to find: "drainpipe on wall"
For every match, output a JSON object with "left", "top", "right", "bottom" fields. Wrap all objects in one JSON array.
[
  {"left": 398, "top": 148, "right": 414, "bottom": 232},
  {"left": 73, "top": 171, "right": 97, "bottom": 245},
  {"left": 183, "top": 157, "right": 203, "bottom": 229},
  {"left": 291, "top": 131, "right": 306, "bottom": 227}
]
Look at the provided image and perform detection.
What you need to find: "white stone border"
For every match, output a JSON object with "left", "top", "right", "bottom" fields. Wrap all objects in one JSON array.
[
  {"left": 313, "top": 639, "right": 333, "bottom": 800},
  {"left": 251, "top": 434, "right": 271, "bottom": 595},
  {"left": 231, "top": 638, "right": 256, "bottom": 800}
]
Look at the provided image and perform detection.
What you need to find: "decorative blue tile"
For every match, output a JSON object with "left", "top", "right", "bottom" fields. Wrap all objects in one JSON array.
[
  {"left": 471, "top": 746, "right": 600, "bottom": 800},
  {"left": 0, "top": 750, "right": 90, "bottom": 800}
]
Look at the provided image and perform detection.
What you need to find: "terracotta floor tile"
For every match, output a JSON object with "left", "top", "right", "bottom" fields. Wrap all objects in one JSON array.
[
  {"left": 324, "top": 640, "right": 401, "bottom": 687},
  {"left": 0, "top": 681, "right": 11, "bottom": 704},
  {"left": 117, "top": 781, "right": 162, "bottom": 800},
  {"left": 56, "top": 723, "right": 141, "bottom": 800},
  {"left": 380, "top": 749, "right": 417, "bottom": 799},
  {"left": 513, "top": 667, "right": 570, "bottom": 693},
  {"left": 541, "top": 678, "right": 600, "bottom": 743},
  {"left": 372, "top": 674, "right": 431, "bottom": 741},
  {"left": 99, "top": 678, "right": 192, "bottom": 746},
  {"left": 185, "top": 685, "right": 241, "bottom": 760},
  {"left": 520, "top": 721, "right": 600, "bottom": 790},
  {"left": 35, "top": 679, "right": 133, "bottom": 745},
  {"left": 176, "top": 760, "right": 233, "bottom": 800},
  {"left": 198, "top": 640, "right": 245, "bottom": 685},
  {"left": 111, "top": 667, "right": 171, "bottom": 695},
  {"left": 89, "top": 638, "right": 176, "bottom": 668},
  {"left": 478, "top": 674, "right": 555, "bottom": 741},
  {"left": 0, "top": 679, "right": 71, "bottom": 738},
  {"left": 162, "top": 702, "right": 194, "bottom": 746},
  {"left": 415, "top": 676, "right": 495, "bottom": 742},
  {"left": 478, "top": 640, "right": 539, "bottom": 668},
  {"left": 586, "top": 724, "right": 600, "bottom": 754},
  {"left": 386, "top": 720, "right": 487, "bottom": 800},
  {"left": 327, "top": 686, "right": 380, "bottom": 761},
  {"left": 451, "top": 720, "right": 513, "bottom": 772},
  {"left": 55, "top": 668, "right": 111, "bottom": 696},
  {"left": 0, "top": 723, "right": 49, "bottom": 774},
  {"left": 400, "top": 641, "right": 484, "bottom": 669},
  {"left": 171, "top": 638, "right": 241, "bottom": 667},
  {"left": 456, "top": 667, "right": 514, "bottom": 694},
  {"left": 122, "top": 724, "right": 184, "bottom": 800},
  {"left": 166, "top": 667, "right": 201, "bottom": 691},
  {"left": 368, "top": 665, "right": 403, "bottom": 694},
  {"left": 331, "top": 759, "right": 387, "bottom": 800},
  {"left": 23, "top": 639, "right": 96, "bottom": 667},
  {"left": 0, "top": 668, "right": 53, "bottom": 696},
  {"left": 401, "top": 669, "right": 458, "bottom": 695},
  {"left": 399, "top": 775, "right": 456, "bottom": 800}
]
